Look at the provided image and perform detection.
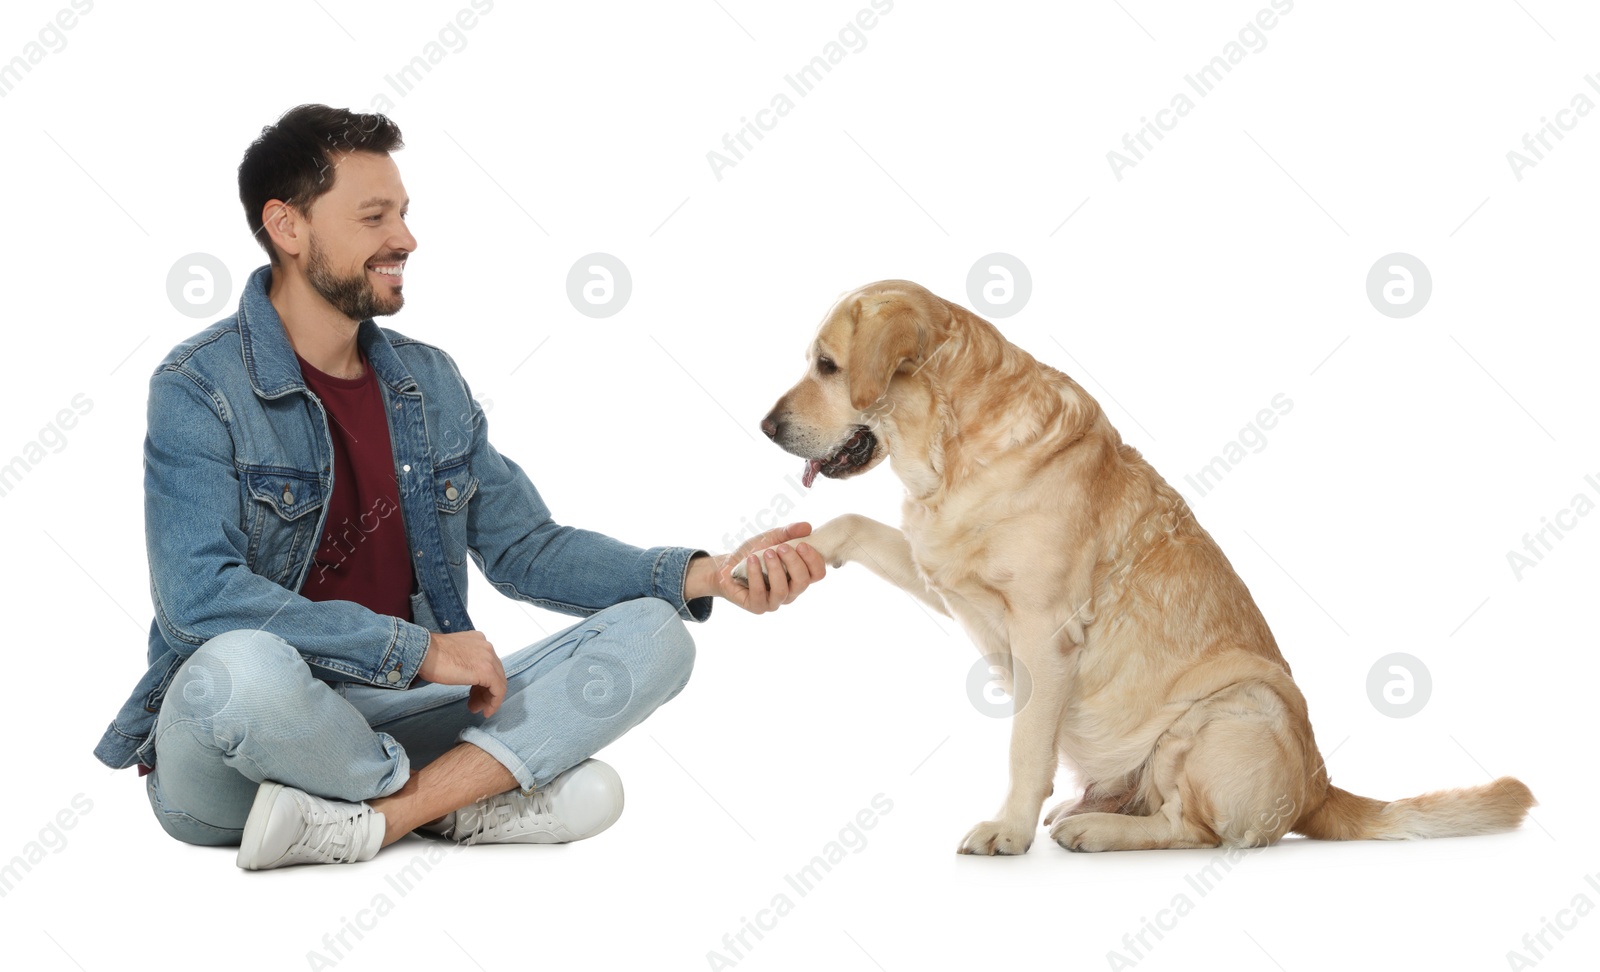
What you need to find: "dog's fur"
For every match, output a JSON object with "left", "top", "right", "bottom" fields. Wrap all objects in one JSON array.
[{"left": 743, "top": 279, "right": 1535, "bottom": 854}]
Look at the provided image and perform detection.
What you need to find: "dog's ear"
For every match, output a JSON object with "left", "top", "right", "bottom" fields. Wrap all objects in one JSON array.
[{"left": 847, "top": 297, "right": 922, "bottom": 411}]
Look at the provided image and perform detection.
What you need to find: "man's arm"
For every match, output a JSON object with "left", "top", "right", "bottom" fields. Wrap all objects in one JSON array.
[{"left": 145, "top": 367, "right": 432, "bottom": 686}]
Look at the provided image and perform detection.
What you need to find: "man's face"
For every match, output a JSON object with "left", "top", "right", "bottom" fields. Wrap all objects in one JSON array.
[{"left": 299, "top": 150, "right": 416, "bottom": 321}]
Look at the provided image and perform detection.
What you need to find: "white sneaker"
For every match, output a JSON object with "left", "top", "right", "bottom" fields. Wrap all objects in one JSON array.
[
  {"left": 420, "top": 758, "right": 624, "bottom": 845},
  {"left": 236, "top": 781, "right": 386, "bottom": 870}
]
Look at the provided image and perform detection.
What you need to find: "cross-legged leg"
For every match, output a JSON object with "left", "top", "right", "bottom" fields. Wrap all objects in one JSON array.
[
  {"left": 354, "top": 596, "right": 697, "bottom": 839},
  {"left": 367, "top": 743, "right": 513, "bottom": 847},
  {"left": 146, "top": 597, "right": 696, "bottom": 850},
  {"left": 144, "top": 628, "right": 413, "bottom": 846}
]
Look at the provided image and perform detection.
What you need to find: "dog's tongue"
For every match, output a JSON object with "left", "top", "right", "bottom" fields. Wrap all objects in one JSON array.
[{"left": 801, "top": 458, "right": 823, "bottom": 488}]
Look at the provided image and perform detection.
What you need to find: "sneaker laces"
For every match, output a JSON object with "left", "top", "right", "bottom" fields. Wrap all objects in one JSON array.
[
  {"left": 294, "top": 793, "right": 374, "bottom": 863},
  {"left": 458, "top": 787, "right": 556, "bottom": 845}
]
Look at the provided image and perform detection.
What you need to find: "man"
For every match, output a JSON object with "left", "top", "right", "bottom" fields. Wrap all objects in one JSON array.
[{"left": 92, "top": 103, "right": 825, "bottom": 870}]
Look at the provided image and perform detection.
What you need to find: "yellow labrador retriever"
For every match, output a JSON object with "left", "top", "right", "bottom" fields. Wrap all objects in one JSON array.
[{"left": 738, "top": 279, "right": 1535, "bottom": 855}]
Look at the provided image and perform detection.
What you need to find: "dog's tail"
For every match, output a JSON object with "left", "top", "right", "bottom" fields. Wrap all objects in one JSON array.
[{"left": 1291, "top": 776, "right": 1536, "bottom": 841}]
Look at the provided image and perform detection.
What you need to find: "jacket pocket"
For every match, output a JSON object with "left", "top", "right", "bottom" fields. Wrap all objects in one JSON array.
[
  {"left": 241, "top": 464, "right": 327, "bottom": 585},
  {"left": 431, "top": 455, "right": 477, "bottom": 565}
]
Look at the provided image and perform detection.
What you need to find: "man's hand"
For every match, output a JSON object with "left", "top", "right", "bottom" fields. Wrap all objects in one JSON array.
[
  {"left": 688, "top": 522, "right": 828, "bottom": 615},
  {"left": 417, "top": 630, "right": 507, "bottom": 718}
]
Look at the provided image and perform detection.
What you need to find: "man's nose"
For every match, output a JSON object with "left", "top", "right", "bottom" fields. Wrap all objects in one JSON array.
[{"left": 760, "top": 411, "right": 782, "bottom": 440}]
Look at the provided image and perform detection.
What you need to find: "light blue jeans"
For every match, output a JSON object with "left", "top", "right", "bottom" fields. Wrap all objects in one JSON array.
[{"left": 144, "top": 597, "right": 695, "bottom": 846}]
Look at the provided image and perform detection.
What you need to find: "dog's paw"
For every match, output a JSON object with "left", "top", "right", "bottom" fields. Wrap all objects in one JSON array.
[
  {"left": 799, "top": 515, "right": 857, "bottom": 569},
  {"left": 1042, "top": 798, "right": 1074, "bottom": 828},
  {"left": 729, "top": 521, "right": 853, "bottom": 588},
  {"left": 956, "top": 819, "right": 1034, "bottom": 856},
  {"left": 729, "top": 548, "right": 788, "bottom": 587},
  {"left": 1050, "top": 814, "right": 1110, "bottom": 852}
]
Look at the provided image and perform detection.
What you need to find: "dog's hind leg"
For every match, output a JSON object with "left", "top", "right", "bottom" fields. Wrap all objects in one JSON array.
[
  {"left": 1050, "top": 680, "right": 1305, "bottom": 852},
  {"left": 1048, "top": 717, "right": 1220, "bottom": 851},
  {"left": 1050, "top": 807, "right": 1224, "bottom": 852},
  {"left": 1042, "top": 778, "right": 1140, "bottom": 828}
]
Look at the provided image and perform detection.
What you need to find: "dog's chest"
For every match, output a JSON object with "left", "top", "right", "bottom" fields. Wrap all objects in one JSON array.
[
  {"left": 901, "top": 503, "right": 1017, "bottom": 634},
  {"left": 902, "top": 489, "right": 1037, "bottom": 578}
]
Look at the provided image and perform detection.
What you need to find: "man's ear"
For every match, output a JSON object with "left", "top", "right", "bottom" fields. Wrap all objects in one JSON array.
[
  {"left": 847, "top": 297, "right": 923, "bottom": 411},
  {"left": 262, "top": 200, "right": 305, "bottom": 260}
]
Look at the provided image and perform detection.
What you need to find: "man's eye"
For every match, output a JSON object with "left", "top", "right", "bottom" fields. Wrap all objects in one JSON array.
[{"left": 817, "top": 357, "right": 838, "bottom": 376}]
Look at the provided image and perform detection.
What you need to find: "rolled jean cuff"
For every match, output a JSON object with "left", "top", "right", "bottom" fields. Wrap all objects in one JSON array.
[
  {"left": 459, "top": 725, "right": 539, "bottom": 792},
  {"left": 370, "top": 732, "right": 414, "bottom": 799}
]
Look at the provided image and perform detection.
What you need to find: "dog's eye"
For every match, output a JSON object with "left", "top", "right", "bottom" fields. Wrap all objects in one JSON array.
[{"left": 817, "top": 357, "right": 838, "bottom": 376}]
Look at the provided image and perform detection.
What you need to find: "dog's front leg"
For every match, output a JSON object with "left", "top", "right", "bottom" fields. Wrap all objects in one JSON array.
[
  {"left": 957, "top": 633, "right": 1070, "bottom": 855},
  {"left": 733, "top": 513, "right": 950, "bottom": 618}
]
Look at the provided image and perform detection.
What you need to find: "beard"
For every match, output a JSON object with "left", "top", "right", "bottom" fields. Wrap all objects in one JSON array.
[{"left": 306, "top": 234, "right": 403, "bottom": 321}]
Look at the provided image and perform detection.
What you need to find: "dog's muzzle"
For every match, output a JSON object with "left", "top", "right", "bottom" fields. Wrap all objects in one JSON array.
[{"left": 800, "top": 425, "right": 876, "bottom": 487}]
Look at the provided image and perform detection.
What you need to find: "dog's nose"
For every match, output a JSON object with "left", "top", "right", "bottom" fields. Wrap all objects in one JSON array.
[{"left": 760, "top": 413, "right": 780, "bottom": 440}]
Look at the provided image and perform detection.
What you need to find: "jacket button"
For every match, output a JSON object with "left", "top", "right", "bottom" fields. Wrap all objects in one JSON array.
[
  {"left": 386, "top": 669, "right": 402, "bottom": 684},
  {"left": 445, "top": 482, "right": 459, "bottom": 501},
  {"left": 281, "top": 486, "right": 294, "bottom": 505}
]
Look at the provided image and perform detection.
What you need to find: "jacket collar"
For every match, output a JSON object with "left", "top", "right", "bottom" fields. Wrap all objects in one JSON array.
[{"left": 238, "top": 264, "right": 419, "bottom": 399}]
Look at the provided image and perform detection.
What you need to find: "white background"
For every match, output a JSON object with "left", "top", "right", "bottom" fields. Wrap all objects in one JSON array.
[{"left": 1, "top": 1, "right": 1596, "bottom": 970}]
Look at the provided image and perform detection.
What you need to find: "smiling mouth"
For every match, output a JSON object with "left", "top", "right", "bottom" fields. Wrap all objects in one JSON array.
[
  {"left": 367, "top": 259, "right": 405, "bottom": 284},
  {"left": 801, "top": 426, "right": 877, "bottom": 487}
]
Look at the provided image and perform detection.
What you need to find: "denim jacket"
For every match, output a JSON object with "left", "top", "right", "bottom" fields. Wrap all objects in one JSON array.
[{"left": 94, "top": 264, "right": 713, "bottom": 771}]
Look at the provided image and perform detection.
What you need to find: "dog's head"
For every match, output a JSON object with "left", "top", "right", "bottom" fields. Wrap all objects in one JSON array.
[{"left": 760, "top": 280, "right": 946, "bottom": 487}]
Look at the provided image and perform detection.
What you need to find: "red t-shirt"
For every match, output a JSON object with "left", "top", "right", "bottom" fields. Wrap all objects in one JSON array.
[{"left": 294, "top": 349, "right": 417, "bottom": 623}]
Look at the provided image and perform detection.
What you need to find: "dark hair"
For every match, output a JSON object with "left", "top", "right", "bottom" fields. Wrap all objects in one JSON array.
[{"left": 237, "top": 104, "right": 404, "bottom": 265}]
